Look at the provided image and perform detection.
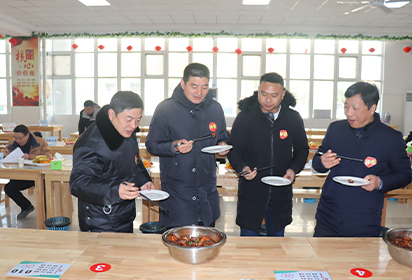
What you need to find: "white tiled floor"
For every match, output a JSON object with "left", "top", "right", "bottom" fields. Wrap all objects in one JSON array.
[{"left": 1, "top": 189, "right": 412, "bottom": 237}]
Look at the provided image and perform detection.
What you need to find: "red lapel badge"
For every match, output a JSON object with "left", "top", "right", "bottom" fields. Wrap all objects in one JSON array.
[
  {"left": 280, "top": 130, "right": 288, "bottom": 139},
  {"left": 364, "top": 156, "right": 377, "bottom": 168}
]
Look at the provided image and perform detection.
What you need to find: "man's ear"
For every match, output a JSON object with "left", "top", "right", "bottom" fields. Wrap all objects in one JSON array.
[
  {"left": 180, "top": 78, "right": 185, "bottom": 89},
  {"left": 108, "top": 108, "right": 115, "bottom": 121}
]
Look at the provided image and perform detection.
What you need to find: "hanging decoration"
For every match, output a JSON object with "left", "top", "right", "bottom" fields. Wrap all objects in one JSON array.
[
  {"left": 0, "top": 35, "right": 2, "bottom": 39},
  {"left": 369, "top": 48, "right": 375, "bottom": 53},
  {"left": 235, "top": 48, "right": 242, "bottom": 55},
  {"left": 186, "top": 46, "right": 193, "bottom": 52},
  {"left": 340, "top": 48, "right": 347, "bottom": 54},
  {"left": 72, "top": 44, "right": 78, "bottom": 50},
  {"left": 268, "top": 47, "right": 274, "bottom": 53},
  {"left": 404, "top": 46, "right": 412, "bottom": 53},
  {"left": 98, "top": 45, "right": 105, "bottom": 50},
  {"left": 127, "top": 45, "right": 133, "bottom": 52},
  {"left": 9, "top": 38, "right": 17, "bottom": 45},
  {"left": 155, "top": 46, "right": 161, "bottom": 51},
  {"left": 212, "top": 46, "right": 219, "bottom": 53}
]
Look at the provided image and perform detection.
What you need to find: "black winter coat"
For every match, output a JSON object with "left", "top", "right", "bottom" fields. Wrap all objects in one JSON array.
[
  {"left": 227, "top": 91, "right": 309, "bottom": 233},
  {"left": 70, "top": 106, "right": 151, "bottom": 233},
  {"left": 145, "top": 84, "right": 228, "bottom": 227}
]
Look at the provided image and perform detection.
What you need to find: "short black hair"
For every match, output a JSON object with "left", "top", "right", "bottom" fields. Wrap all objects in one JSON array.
[
  {"left": 344, "top": 82, "right": 379, "bottom": 109},
  {"left": 109, "top": 91, "right": 144, "bottom": 115},
  {"left": 183, "top": 63, "right": 210, "bottom": 83},
  {"left": 260, "top": 72, "right": 284, "bottom": 88},
  {"left": 13, "top": 124, "right": 29, "bottom": 136},
  {"left": 84, "top": 100, "right": 95, "bottom": 107}
]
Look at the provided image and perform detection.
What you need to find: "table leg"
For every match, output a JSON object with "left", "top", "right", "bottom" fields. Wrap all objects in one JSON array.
[
  {"left": 58, "top": 129, "right": 63, "bottom": 141},
  {"left": 142, "top": 177, "right": 161, "bottom": 223},
  {"left": 34, "top": 175, "right": 46, "bottom": 229},
  {"left": 45, "top": 174, "right": 55, "bottom": 220},
  {"left": 381, "top": 197, "right": 387, "bottom": 227}
]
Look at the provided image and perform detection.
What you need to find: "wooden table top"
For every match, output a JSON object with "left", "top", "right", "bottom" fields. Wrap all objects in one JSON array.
[{"left": 1, "top": 228, "right": 411, "bottom": 280}]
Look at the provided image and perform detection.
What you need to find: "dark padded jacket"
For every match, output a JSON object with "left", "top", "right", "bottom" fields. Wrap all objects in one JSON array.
[
  {"left": 70, "top": 105, "right": 151, "bottom": 233},
  {"left": 145, "top": 84, "right": 228, "bottom": 227},
  {"left": 228, "top": 91, "right": 309, "bottom": 233}
]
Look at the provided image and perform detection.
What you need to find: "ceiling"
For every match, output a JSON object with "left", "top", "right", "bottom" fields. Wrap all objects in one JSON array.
[{"left": 1, "top": 0, "right": 412, "bottom": 38}]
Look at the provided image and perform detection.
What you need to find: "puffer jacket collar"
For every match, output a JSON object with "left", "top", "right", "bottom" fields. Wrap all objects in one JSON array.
[{"left": 96, "top": 105, "right": 125, "bottom": 151}]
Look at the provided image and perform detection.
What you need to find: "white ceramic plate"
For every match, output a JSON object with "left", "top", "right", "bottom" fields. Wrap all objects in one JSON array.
[
  {"left": 139, "top": 190, "right": 169, "bottom": 201},
  {"left": 333, "top": 176, "right": 370, "bottom": 187},
  {"left": 24, "top": 160, "right": 51, "bottom": 166},
  {"left": 201, "top": 145, "right": 233, "bottom": 154},
  {"left": 261, "top": 176, "right": 292, "bottom": 186}
]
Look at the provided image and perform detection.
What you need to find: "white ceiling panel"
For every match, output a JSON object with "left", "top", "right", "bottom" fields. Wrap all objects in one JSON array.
[{"left": 0, "top": 0, "right": 411, "bottom": 37}]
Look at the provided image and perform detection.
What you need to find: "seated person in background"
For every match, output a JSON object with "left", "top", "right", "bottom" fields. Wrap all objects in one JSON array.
[
  {"left": 78, "top": 100, "right": 101, "bottom": 134},
  {"left": 2, "top": 124, "right": 52, "bottom": 219},
  {"left": 312, "top": 82, "right": 412, "bottom": 237}
]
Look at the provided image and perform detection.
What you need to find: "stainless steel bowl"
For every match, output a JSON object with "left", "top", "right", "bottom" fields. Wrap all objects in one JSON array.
[
  {"left": 382, "top": 228, "right": 412, "bottom": 268},
  {"left": 162, "top": 226, "right": 227, "bottom": 265}
]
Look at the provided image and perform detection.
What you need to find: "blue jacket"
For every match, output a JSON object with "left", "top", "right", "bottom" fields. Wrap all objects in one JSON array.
[
  {"left": 145, "top": 85, "right": 228, "bottom": 227},
  {"left": 313, "top": 113, "right": 412, "bottom": 237}
]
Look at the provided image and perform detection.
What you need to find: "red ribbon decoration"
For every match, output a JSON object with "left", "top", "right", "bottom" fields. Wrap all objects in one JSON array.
[
  {"left": 155, "top": 46, "right": 161, "bottom": 51},
  {"left": 268, "top": 47, "right": 274, "bottom": 54},
  {"left": 127, "top": 45, "right": 133, "bottom": 52},
  {"left": 404, "top": 46, "right": 412, "bottom": 53},
  {"left": 9, "top": 38, "right": 17, "bottom": 45},
  {"left": 209, "top": 122, "right": 217, "bottom": 132},
  {"left": 235, "top": 48, "right": 242, "bottom": 55},
  {"left": 98, "top": 45, "right": 105, "bottom": 50},
  {"left": 212, "top": 46, "right": 219, "bottom": 53},
  {"left": 369, "top": 48, "right": 375, "bottom": 53},
  {"left": 72, "top": 44, "right": 78, "bottom": 50},
  {"left": 186, "top": 46, "right": 193, "bottom": 52},
  {"left": 340, "top": 48, "right": 347, "bottom": 54}
]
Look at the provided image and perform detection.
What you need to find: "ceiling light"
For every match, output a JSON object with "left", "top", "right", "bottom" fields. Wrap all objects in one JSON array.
[
  {"left": 78, "top": 0, "right": 111, "bottom": 6},
  {"left": 243, "top": 0, "right": 271, "bottom": 5},
  {"left": 384, "top": 1, "right": 409, "bottom": 8}
]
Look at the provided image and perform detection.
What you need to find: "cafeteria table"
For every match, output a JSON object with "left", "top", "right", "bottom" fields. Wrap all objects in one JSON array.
[
  {"left": 0, "top": 227, "right": 411, "bottom": 279},
  {"left": 0, "top": 124, "right": 63, "bottom": 141},
  {"left": 0, "top": 164, "right": 45, "bottom": 229}
]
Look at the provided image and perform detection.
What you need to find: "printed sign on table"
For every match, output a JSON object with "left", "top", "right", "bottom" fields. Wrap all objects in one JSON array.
[{"left": 7, "top": 261, "right": 71, "bottom": 278}]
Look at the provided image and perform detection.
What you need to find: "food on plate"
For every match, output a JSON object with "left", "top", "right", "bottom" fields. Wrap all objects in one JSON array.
[
  {"left": 33, "top": 155, "right": 52, "bottom": 164},
  {"left": 348, "top": 179, "right": 354, "bottom": 183},
  {"left": 63, "top": 137, "right": 77, "bottom": 146},
  {"left": 141, "top": 157, "right": 153, "bottom": 168},
  {"left": 225, "top": 162, "right": 234, "bottom": 170},
  {"left": 309, "top": 141, "right": 321, "bottom": 150},
  {"left": 166, "top": 234, "right": 217, "bottom": 247},
  {"left": 390, "top": 236, "right": 412, "bottom": 250}
]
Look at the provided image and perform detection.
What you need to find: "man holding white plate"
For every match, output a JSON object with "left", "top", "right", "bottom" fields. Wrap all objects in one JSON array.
[
  {"left": 146, "top": 63, "right": 229, "bottom": 228},
  {"left": 227, "top": 72, "right": 309, "bottom": 237},
  {"left": 312, "top": 82, "right": 412, "bottom": 237}
]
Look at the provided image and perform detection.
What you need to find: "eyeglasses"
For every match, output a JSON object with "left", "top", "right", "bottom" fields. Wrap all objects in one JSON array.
[{"left": 14, "top": 135, "right": 27, "bottom": 141}]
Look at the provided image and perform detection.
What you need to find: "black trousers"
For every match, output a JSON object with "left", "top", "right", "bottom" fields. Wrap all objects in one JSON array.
[
  {"left": 4, "top": 180, "right": 34, "bottom": 210},
  {"left": 313, "top": 220, "right": 340, "bottom": 237}
]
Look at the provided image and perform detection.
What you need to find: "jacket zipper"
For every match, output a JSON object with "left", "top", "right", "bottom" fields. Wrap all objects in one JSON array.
[{"left": 268, "top": 122, "right": 274, "bottom": 203}]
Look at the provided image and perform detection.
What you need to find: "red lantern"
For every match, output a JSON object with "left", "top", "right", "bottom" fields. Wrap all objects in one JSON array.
[
  {"left": 9, "top": 38, "right": 17, "bottom": 45},
  {"left": 235, "top": 48, "right": 242, "bottom": 55},
  {"left": 212, "top": 46, "right": 219, "bottom": 53},
  {"left": 340, "top": 48, "right": 347, "bottom": 54},
  {"left": 268, "top": 47, "right": 274, "bottom": 54},
  {"left": 127, "top": 45, "right": 133, "bottom": 52},
  {"left": 155, "top": 46, "right": 161, "bottom": 51},
  {"left": 404, "top": 46, "right": 412, "bottom": 53},
  {"left": 72, "top": 44, "right": 78, "bottom": 50},
  {"left": 369, "top": 48, "right": 375, "bottom": 53},
  {"left": 98, "top": 45, "right": 105, "bottom": 50},
  {"left": 186, "top": 46, "right": 193, "bottom": 52},
  {"left": 0, "top": 34, "right": 2, "bottom": 39}
]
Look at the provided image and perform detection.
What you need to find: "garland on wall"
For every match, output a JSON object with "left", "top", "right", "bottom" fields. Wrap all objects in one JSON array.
[{"left": 1, "top": 31, "right": 412, "bottom": 41}]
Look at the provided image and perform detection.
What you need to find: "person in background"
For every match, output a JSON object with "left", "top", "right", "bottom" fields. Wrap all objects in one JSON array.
[
  {"left": 227, "top": 72, "right": 309, "bottom": 237},
  {"left": 78, "top": 100, "right": 101, "bottom": 134},
  {"left": 70, "top": 91, "right": 154, "bottom": 233},
  {"left": 145, "top": 63, "right": 229, "bottom": 229},
  {"left": 2, "top": 125, "right": 52, "bottom": 219},
  {"left": 312, "top": 82, "right": 412, "bottom": 237}
]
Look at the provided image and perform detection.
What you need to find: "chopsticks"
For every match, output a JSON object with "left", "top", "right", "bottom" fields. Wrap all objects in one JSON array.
[
  {"left": 122, "top": 182, "right": 169, "bottom": 214},
  {"left": 316, "top": 151, "right": 363, "bottom": 162},
  {"left": 174, "top": 132, "right": 216, "bottom": 147},
  {"left": 237, "top": 165, "right": 277, "bottom": 177}
]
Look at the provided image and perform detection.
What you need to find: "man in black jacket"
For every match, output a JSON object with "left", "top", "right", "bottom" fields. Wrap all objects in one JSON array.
[
  {"left": 78, "top": 100, "right": 101, "bottom": 134},
  {"left": 146, "top": 63, "right": 229, "bottom": 228},
  {"left": 228, "top": 72, "right": 309, "bottom": 237},
  {"left": 70, "top": 91, "right": 154, "bottom": 233}
]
